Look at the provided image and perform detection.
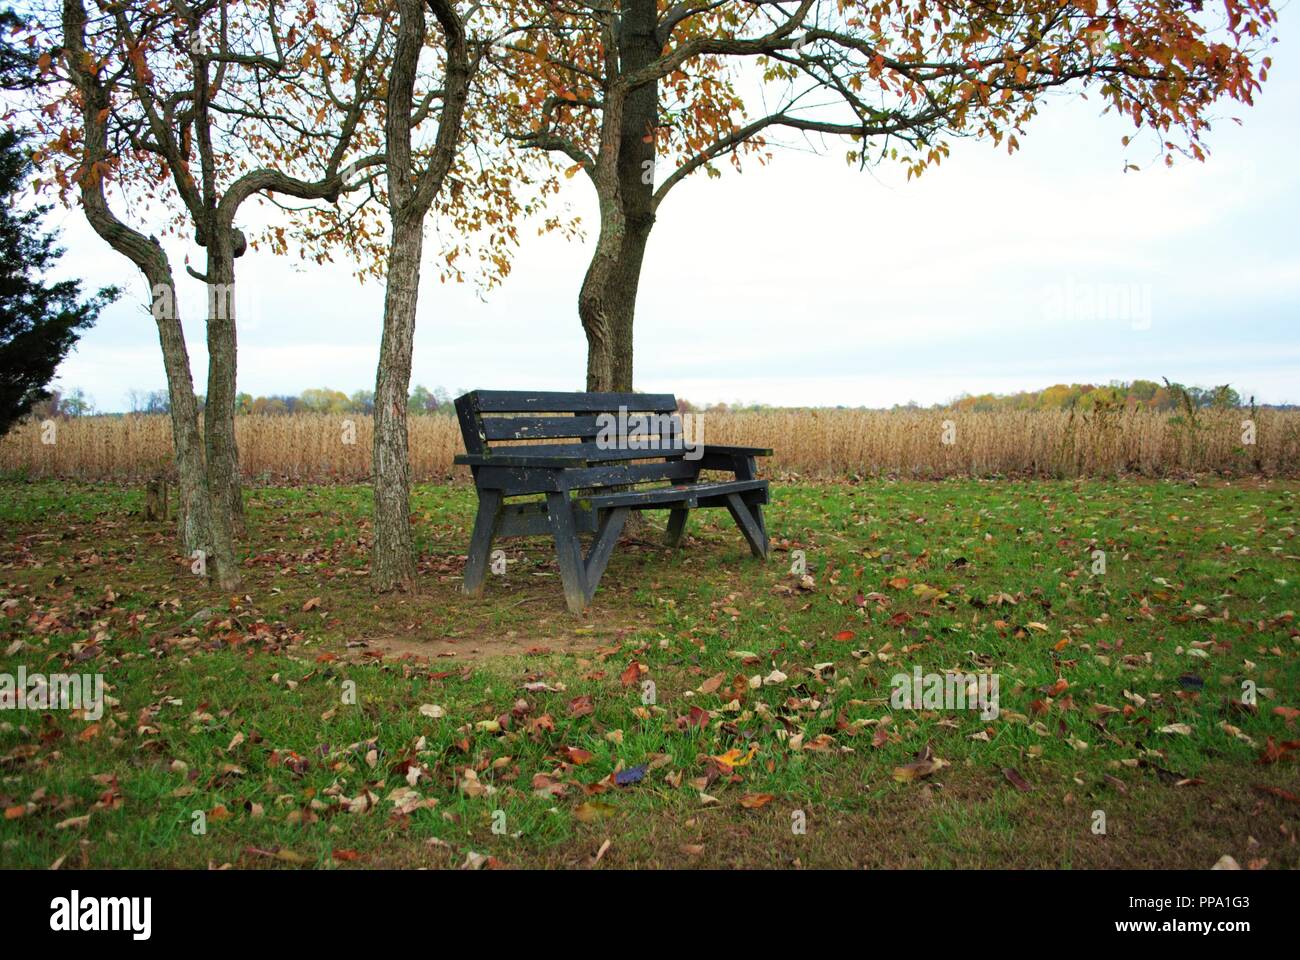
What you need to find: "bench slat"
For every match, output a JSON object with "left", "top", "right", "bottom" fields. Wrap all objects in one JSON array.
[
  {"left": 471, "top": 390, "right": 678, "bottom": 414},
  {"left": 481, "top": 441, "right": 698, "bottom": 463},
  {"left": 566, "top": 459, "right": 699, "bottom": 489},
  {"left": 584, "top": 479, "right": 766, "bottom": 510},
  {"left": 481, "top": 412, "right": 684, "bottom": 442}
]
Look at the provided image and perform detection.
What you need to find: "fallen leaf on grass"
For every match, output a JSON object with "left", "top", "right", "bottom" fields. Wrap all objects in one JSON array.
[
  {"left": 246, "top": 846, "right": 310, "bottom": 865},
  {"left": 574, "top": 801, "right": 616, "bottom": 823},
  {"left": 894, "top": 747, "right": 949, "bottom": 783},
  {"left": 698, "top": 673, "right": 724, "bottom": 695},
  {"left": 1002, "top": 767, "right": 1032, "bottom": 792},
  {"left": 1252, "top": 784, "right": 1300, "bottom": 804},
  {"left": 739, "top": 793, "right": 774, "bottom": 809},
  {"left": 889, "top": 754, "right": 951, "bottom": 780},
  {"left": 1258, "top": 737, "right": 1296, "bottom": 764},
  {"left": 614, "top": 765, "right": 647, "bottom": 787},
  {"left": 712, "top": 745, "right": 757, "bottom": 769},
  {"left": 532, "top": 773, "right": 567, "bottom": 798},
  {"left": 912, "top": 583, "right": 948, "bottom": 602},
  {"left": 620, "top": 662, "right": 643, "bottom": 687}
]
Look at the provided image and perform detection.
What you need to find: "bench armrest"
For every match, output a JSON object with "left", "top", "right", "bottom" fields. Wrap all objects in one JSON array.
[{"left": 698, "top": 444, "right": 773, "bottom": 458}]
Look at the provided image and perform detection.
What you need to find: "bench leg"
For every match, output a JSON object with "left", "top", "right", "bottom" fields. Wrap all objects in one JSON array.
[
  {"left": 583, "top": 507, "right": 629, "bottom": 603},
  {"left": 665, "top": 507, "right": 689, "bottom": 547},
  {"left": 546, "top": 491, "right": 589, "bottom": 614},
  {"left": 725, "top": 493, "right": 768, "bottom": 559},
  {"left": 752, "top": 502, "right": 768, "bottom": 546},
  {"left": 463, "top": 489, "right": 503, "bottom": 596}
]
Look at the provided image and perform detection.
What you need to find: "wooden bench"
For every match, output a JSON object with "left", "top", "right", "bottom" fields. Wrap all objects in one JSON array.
[{"left": 453, "top": 390, "right": 771, "bottom": 613}]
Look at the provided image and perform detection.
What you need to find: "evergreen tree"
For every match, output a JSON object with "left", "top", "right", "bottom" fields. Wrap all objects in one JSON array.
[{"left": 0, "top": 125, "right": 118, "bottom": 434}]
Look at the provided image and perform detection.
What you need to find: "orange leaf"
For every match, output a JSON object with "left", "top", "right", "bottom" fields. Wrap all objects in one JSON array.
[{"left": 561, "top": 746, "right": 594, "bottom": 765}]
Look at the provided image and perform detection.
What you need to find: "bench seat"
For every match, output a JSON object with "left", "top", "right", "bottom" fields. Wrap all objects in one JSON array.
[{"left": 582, "top": 479, "right": 767, "bottom": 510}]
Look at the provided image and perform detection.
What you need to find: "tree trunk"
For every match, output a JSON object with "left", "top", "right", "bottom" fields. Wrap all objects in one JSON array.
[
  {"left": 580, "top": 217, "right": 651, "bottom": 392},
  {"left": 202, "top": 246, "right": 243, "bottom": 591},
  {"left": 370, "top": 216, "right": 424, "bottom": 591},
  {"left": 152, "top": 278, "right": 213, "bottom": 558},
  {"left": 66, "top": 4, "right": 213, "bottom": 561},
  {"left": 581, "top": 0, "right": 658, "bottom": 393},
  {"left": 85, "top": 207, "right": 211, "bottom": 561}
]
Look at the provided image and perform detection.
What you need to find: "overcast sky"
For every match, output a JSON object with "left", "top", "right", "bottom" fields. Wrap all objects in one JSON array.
[{"left": 46, "top": 9, "right": 1300, "bottom": 412}]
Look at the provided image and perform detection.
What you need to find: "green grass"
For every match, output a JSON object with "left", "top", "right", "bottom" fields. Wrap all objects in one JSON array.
[{"left": 0, "top": 476, "right": 1297, "bottom": 869}]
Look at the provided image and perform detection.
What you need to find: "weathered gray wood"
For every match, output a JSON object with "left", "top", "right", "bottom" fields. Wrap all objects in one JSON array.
[
  {"left": 481, "top": 412, "right": 685, "bottom": 442},
  {"left": 454, "top": 391, "right": 488, "bottom": 455},
  {"left": 566, "top": 459, "right": 698, "bottom": 490},
  {"left": 583, "top": 507, "right": 629, "bottom": 602},
  {"left": 496, "top": 499, "right": 597, "bottom": 537},
  {"left": 725, "top": 492, "right": 768, "bottom": 559},
  {"left": 455, "top": 454, "right": 586, "bottom": 469},
  {"left": 479, "top": 441, "right": 695, "bottom": 463},
  {"left": 666, "top": 507, "right": 689, "bottom": 547},
  {"left": 471, "top": 390, "right": 677, "bottom": 414},
  {"left": 462, "top": 489, "right": 502, "bottom": 596},
  {"left": 546, "top": 491, "right": 589, "bottom": 613},
  {"left": 695, "top": 487, "right": 770, "bottom": 509},
  {"left": 585, "top": 478, "right": 765, "bottom": 510},
  {"left": 454, "top": 390, "right": 772, "bottom": 611}
]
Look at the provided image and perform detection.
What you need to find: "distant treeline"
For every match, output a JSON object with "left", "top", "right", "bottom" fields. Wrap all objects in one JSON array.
[
  {"left": 32, "top": 385, "right": 463, "bottom": 418},
  {"left": 32, "top": 379, "right": 1292, "bottom": 420},
  {"left": 681, "top": 380, "right": 1292, "bottom": 414}
]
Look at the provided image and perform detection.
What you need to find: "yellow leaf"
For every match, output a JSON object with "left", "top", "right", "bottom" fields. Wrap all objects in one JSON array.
[{"left": 711, "top": 743, "right": 758, "bottom": 769}]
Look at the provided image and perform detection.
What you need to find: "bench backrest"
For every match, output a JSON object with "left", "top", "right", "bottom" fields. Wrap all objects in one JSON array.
[{"left": 455, "top": 390, "right": 697, "bottom": 491}]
